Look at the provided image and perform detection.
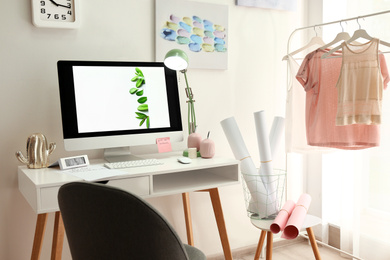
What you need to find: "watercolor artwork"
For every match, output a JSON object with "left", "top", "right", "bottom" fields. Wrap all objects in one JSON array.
[
  {"left": 236, "top": 0, "right": 297, "bottom": 11},
  {"left": 155, "top": 0, "right": 228, "bottom": 70}
]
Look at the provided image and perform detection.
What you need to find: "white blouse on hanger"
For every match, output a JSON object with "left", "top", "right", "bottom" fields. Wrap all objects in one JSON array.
[{"left": 335, "top": 38, "right": 390, "bottom": 125}]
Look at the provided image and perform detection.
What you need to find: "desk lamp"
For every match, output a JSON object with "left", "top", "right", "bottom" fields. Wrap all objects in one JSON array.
[{"left": 164, "top": 49, "right": 196, "bottom": 135}]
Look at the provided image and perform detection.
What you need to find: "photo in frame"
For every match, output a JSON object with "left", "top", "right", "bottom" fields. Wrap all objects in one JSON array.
[{"left": 155, "top": 0, "right": 228, "bottom": 70}]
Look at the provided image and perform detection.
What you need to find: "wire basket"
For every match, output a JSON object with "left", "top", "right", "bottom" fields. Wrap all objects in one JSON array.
[{"left": 241, "top": 169, "right": 286, "bottom": 220}]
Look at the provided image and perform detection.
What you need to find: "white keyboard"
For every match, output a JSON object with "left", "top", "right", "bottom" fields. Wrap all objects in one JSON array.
[{"left": 104, "top": 159, "right": 163, "bottom": 169}]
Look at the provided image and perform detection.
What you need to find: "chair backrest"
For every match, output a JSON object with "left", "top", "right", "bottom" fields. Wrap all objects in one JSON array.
[{"left": 58, "top": 182, "right": 190, "bottom": 260}]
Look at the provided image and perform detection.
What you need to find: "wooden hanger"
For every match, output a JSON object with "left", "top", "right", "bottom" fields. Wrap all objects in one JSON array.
[{"left": 282, "top": 27, "right": 325, "bottom": 60}]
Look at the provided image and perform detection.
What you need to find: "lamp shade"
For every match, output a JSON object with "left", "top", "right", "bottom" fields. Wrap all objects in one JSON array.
[{"left": 164, "top": 49, "right": 189, "bottom": 71}]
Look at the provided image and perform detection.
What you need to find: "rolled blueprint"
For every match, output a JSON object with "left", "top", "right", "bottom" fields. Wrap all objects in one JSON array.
[
  {"left": 270, "top": 200, "right": 296, "bottom": 234},
  {"left": 282, "top": 193, "right": 312, "bottom": 239},
  {"left": 220, "top": 117, "right": 268, "bottom": 217},
  {"left": 254, "top": 111, "right": 278, "bottom": 216}
]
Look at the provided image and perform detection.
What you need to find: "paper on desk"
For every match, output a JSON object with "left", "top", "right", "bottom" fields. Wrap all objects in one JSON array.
[{"left": 61, "top": 165, "right": 127, "bottom": 181}]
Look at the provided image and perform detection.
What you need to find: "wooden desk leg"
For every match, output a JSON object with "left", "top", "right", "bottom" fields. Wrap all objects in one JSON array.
[
  {"left": 254, "top": 230, "right": 267, "bottom": 260},
  {"left": 206, "top": 188, "right": 233, "bottom": 260},
  {"left": 266, "top": 231, "right": 273, "bottom": 260},
  {"left": 31, "top": 213, "right": 48, "bottom": 260},
  {"left": 182, "top": 193, "right": 194, "bottom": 246},
  {"left": 306, "top": 227, "right": 321, "bottom": 260},
  {"left": 51, "top": 211, "right": 65, "bottom": 260}
]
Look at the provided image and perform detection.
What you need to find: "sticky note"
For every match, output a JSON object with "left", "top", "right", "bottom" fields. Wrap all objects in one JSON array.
[{"left": 156, "top": 137, "right": 172, "bottom": 153}]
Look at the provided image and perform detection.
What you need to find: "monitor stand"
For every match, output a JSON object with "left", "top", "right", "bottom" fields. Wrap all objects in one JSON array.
[{"left": 104, "top": 147, "right": 143, "bottom": 162}]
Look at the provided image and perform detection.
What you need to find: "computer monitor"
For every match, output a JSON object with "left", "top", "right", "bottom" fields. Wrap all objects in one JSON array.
[{"left": 57, "top": 60, "right": 183, "bottom": 162}]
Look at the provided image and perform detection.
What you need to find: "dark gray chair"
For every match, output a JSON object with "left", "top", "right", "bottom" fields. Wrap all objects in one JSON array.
[{"left": 58, "top": 182, "right": 206, "bottom": 260}]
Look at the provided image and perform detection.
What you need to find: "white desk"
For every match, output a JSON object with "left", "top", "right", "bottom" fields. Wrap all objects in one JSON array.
[{"left": 18, "top": 152, "right": 240, "bottom": 260}]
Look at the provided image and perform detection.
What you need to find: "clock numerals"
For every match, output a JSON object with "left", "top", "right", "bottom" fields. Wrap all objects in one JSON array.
[
  {"left": 32, "top": 0, "right": 79, "bottom": 28},
  {"left": 40, "top": 0, "right": 45, "bottom": 14},
  {"left": 46, "top": 14, "right": 68, "bottom": 20},
  {"left": 39, "top": 0, "right": 74, "bottom": 22}
]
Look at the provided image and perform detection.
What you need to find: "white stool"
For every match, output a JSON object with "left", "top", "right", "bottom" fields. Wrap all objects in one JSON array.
[{"left": 250, "top": 214, "right": 322, "bottom": 260}]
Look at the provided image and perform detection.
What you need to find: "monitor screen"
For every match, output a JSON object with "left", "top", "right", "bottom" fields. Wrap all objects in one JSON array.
[{"left": 57, "top": 60, "right": 183, "bottom": 161}]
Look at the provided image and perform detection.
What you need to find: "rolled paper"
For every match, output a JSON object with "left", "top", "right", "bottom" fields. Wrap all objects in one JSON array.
[
  {"left": 258, "top": 116, "right": 286, "bottom": 216},
  {"left": 221, "top": 117, "right": 268, "bottom": 217},
  {"left": 254, "top": 111, "right": 273, "bottom": 175},
  {"left": 254, "top": 111, "right": 278, "bottom": 217},
  {"left": 220, "top": 117, "right": 251, "bottom": 159},
  {"left": 282, "top": 193, "right": 312, "bottom": 239},
  {"left": 270, "top": 200, "right": 296, "bottom": 234},
  {"left": 269, "top": 116, "right": 285, "bottom": 157}
]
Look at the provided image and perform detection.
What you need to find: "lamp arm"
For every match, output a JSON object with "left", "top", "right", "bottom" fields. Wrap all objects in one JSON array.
[{"left": 183, "top": 71, "right": 196, "bottom": 134}]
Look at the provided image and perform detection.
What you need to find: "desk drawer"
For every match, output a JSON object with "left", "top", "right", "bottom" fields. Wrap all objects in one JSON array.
[
  {"left": 40, "top": 186, "right": 61, "bottom": 212},
  {"left": 107, "top": 176, "right": 150, "bottom": 196}
]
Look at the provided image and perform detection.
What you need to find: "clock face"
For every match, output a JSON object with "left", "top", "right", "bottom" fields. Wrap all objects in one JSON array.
[
  {"left": 32, "top": 0, "right": 80, "bottom": 28},
  {"left": 40, "top": 0, "right": 75, "bottom": 22}
]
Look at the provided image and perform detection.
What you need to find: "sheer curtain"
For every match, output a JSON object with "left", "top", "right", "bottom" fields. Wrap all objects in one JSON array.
[
  {"left": 323, "top": 2, "right": 390, "bottom": 259},
  {"left": 286, "top": 1, "right": 390, "bottom": 259}
]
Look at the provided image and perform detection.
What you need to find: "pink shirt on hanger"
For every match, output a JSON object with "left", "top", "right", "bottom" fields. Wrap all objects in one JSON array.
[{"left": 296, "top": 48, "right": 389, "bottom": 149}]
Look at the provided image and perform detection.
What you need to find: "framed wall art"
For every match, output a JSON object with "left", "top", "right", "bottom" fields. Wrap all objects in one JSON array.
[{"left": 155, "top": 0, "right": 228, "bottom": 70}]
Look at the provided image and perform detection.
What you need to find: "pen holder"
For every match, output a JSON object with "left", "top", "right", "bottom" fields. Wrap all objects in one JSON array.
[{"left": 241, "top": 169, "right": 286, "bottom": 220}]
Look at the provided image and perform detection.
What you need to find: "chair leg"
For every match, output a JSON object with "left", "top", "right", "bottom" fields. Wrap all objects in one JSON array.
[
  {"left": 182, "top": 193, "right": 194, "bottom": 246},
  {"left": 306, "top": 227, "right": 321, "bottom": 260},
  {"left": 266, "top": 231, "right": 273, "bottom": 260},
  {"left": 254, "top": 230, "right": 267, "bottom": 260}
]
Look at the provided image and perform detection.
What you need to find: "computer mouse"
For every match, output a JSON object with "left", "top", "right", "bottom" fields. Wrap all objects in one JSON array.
[{"left": 177, "top": 157, "right": 192, "bottom": 164}]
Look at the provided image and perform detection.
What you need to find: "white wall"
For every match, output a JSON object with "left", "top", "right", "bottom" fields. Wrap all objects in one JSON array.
[{"left": 0, "top": 0, "right": 306, "bottom": 258}]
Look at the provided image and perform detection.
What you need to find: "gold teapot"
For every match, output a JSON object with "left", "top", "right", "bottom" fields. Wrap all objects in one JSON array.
[{"left": 16, "top": 133, "right": 56, "bottom": 169}]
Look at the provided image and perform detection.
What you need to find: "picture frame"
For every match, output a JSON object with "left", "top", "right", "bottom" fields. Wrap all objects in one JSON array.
[{"left": 155, "top": 0, "right": 229, "bottom": 70}]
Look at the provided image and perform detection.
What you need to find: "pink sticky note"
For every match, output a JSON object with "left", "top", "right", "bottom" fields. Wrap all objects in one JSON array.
[{"left": 156, "top": 137, "right": 172, "bottom": 153}]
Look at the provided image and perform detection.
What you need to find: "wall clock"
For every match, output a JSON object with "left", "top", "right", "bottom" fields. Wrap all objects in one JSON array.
[{"left": 31, "top": 0, "right": 80, "bottom": 29}]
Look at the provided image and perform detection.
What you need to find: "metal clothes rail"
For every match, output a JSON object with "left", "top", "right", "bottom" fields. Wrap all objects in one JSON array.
[{"left": 286, "top": 9, "right": 390, "bottom": 53}]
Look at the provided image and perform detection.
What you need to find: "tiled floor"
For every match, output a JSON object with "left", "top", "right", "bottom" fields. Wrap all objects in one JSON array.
[{"left": 233, "top": 241, "right": 349, "bottom": 260}]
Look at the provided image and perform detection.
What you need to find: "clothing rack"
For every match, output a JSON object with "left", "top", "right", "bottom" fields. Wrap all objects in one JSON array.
[
  {"left": 286, "top": 9, "right": 390, "bottom": 54},
  {"left": 285, "top": 9, "right": 390, "bottom": 260}
]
